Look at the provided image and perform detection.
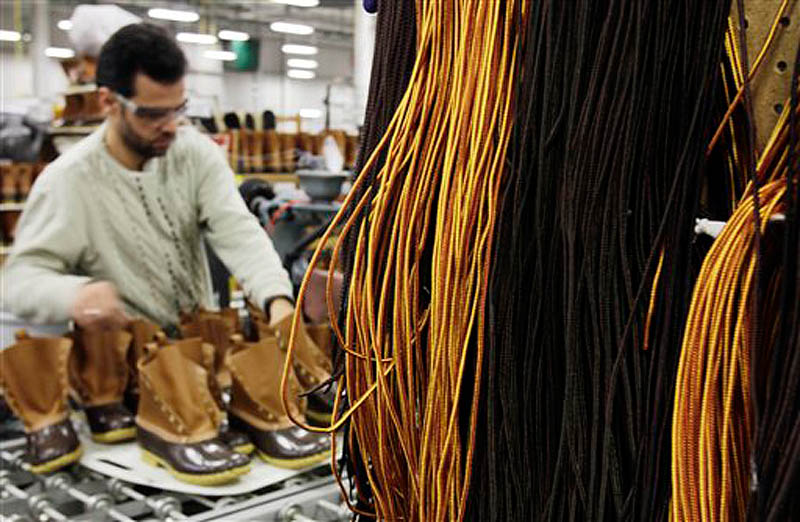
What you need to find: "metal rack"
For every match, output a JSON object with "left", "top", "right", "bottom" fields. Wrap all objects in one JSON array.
[{"left": 0, "top": 437, "right": 351, "bottom": 521}]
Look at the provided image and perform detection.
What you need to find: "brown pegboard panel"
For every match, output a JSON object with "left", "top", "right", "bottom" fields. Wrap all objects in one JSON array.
[{"left": 730, "top": 0, "right": 800, "bottom": 150}]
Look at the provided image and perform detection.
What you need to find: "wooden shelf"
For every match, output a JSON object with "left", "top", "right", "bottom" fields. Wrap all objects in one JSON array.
[
  {"left": 62, "top": 83, "right": 98, "bottom": 95},
  {"left": 0, "top": 202, "right": 25, "bottom": 212},
  {"left": 235, "top": 173, "right": 300, "bottom": 184}
]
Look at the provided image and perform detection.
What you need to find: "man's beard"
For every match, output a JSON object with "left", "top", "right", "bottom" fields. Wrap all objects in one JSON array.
[{"left": 119, "top": 114, "right": 174, "bottom": 159}]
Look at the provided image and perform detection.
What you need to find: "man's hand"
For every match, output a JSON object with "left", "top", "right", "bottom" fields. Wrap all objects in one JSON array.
[
  {"left": 268, "top": 297, "right": 295, "bottom": 326},
  {"left": 71, "top": 281, "right": 130, "bottom": 331}
]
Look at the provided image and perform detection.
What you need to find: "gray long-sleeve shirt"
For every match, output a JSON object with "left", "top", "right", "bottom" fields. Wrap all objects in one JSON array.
[{"left": 2, "top": 123, "right": 292, "bottom": 327}]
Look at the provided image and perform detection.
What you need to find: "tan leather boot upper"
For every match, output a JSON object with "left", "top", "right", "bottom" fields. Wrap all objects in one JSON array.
[
  {"left": 0, "top": 333, "right": 72, "bottom": 432},
  {"left": 172, "top": 337, "right": 225, "bottom": 410},
  {"left": 251, "top": 130, "right": 264, "bottom": 172},
  {"left": 260, "top": 315, "right": 333, "bottom": 391},
  {"left": 69, "top": 328, "right": 132, "bottom": 407},
  {"left": 136, "top": 341, "right": 222, "bottom": 444},
  {"left": 265, "top": 130, "right": 281, "bottom": 172},
  {"left": 179, "top": 309, "right": 239, "bottom": 388},
  {"left": 227, "top": 336, "right": 306, "bottom": 432},
  {"left": 306, "top": 323, "right": 335, "bottom": 360},
  {"left": 127, "top": 319, "right": 162, "bottom": 393}
]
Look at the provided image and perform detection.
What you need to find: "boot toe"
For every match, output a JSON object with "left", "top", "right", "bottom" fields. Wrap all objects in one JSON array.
[
  {"left": 219, "top": 424, "right": 254, "bottom": 454},
  {"left": 257, "top": 427, "right": 330, "bottom": 468},
  {"left": 138, "top": 427, "right": 250, "bottom": 485},
  {"left": 162, "top": 437, "right": 251, "bottom": 475},
  {"left": 227, "top": 450, "right": 251, "bottom": 469},
  {"left": 233, "top": 419, "right": 331, "bottom": 469},
  {"left": 194, "top": 438, "right": 252, "bottom": 472},
  {"left": 27, "top": 419, "right": 83, "bottom": 473},
  {"left": 86, "top": 403, "right": 136, "bottom": 443},
  {"left": 286, "top": 425, "right": 331, "bottom": 455}
]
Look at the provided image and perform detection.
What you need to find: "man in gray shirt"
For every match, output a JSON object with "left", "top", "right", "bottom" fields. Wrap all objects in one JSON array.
[
  {"left": 4, "top": 25, "right": 294, "bottom": 331},
  {"left": 1, "top": 23, "right": 330, "bottom": 480}
]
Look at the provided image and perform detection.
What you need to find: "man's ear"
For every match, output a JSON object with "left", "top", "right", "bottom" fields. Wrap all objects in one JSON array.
[{"left": 97, "top": 86, "right": 116, "bottom": 117}]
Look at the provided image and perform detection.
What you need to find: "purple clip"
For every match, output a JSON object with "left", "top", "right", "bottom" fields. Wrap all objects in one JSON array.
[{"left": 363, "top": 0, "right": 378, "bottom": 14}]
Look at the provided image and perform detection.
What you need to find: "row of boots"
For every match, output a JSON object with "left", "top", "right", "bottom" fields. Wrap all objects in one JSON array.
[
  {"left": 226, "top": 129, "right": 359, "bottom": 174},
  {"left": 0, "top": 309, "right": 337, "bottom": 485},
  {"left": 2, "top": 162, "right": 44, "bottom": 203}
]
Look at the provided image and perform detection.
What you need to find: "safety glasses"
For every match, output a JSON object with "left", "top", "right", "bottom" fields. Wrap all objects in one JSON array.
[{"left": 115, "top": 93, "right": 189, "bottom": 126}]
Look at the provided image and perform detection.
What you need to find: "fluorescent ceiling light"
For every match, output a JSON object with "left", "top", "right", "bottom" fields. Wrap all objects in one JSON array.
[
  {"left": 147, "top": 8, "right": 199, "bottom": 23},
  {"left": 218, "top": 30, "right": 249, "bottom": 41},
  {"left": 57, "top": 20, "right": 73, "bottom": 31},
  {"left": 45, "top": 47, "right": 75, "bottom": 59},
  {"left": 273, "top": 0, "right": 320, "bottom": 6},
  {"left": 300, "top": 108, "right": 322, "bottom": 119},
  {"left": 270, "top": 22, "right": 314, "bottom": 35},
  {"left": 204, "top": 50, "right": 237, "bottom": 61},
  {"left": 287, "top": 69, "right": 315, "bottom": 80},
  {"left": 281, "top": 44, "right": 318, "bottom": 55},
  {"left": 176, "top": 32, "right": 218, "bottom": 45},
  {"left": 0, "top": 30, "right": 21, "bottom": 42},
  {"left": 287, "top": 58, "right": 318, "bottom": 69}
]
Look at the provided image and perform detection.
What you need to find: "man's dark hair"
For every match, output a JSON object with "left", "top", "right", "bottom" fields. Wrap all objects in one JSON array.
[{"left": 96, "top": 23, "right": 187, "bottom": 97}]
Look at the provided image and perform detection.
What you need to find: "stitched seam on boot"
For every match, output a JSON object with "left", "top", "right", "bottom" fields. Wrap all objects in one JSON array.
[
  {"left": 227, "top": 360, "right": 276, "bottom": 421},
  {"left": 136, "top": 418, "right": 217, "bottom": 444},
  {"left": 273, "top": 329, "right": 324, "bottom": 395},
  {"left": 195, "top": 368, "right": 222, "bottom": 427},
  {"left": 295, "top": 364, "right": 321, "bottom": 388},
  {"left": 58, "top": 343, "right": 71, "bottom": 419},
  {"left": 295, "top": 337, "right": 331, "bottom": 381},
  {"left": 280, "top": 321, "right": 330, "bottom": 384},
  {"left": 201, "top": 348, "right": 224, "bottom": 412},
  {"left": 229, "top": 406, "right": 291, "bottom": 431},
  {"left": 139, "top": 372, "right": 187, "bottom": 435}
]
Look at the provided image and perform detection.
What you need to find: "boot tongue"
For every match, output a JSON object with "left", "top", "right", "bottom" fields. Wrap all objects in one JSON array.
[
  {"left": 70, "top": 329, "right": 132, "bottom": 406},
  {"left": 180, "top": 309, "right": 237, "bottom": 338},
  {"left": 129, "top": 320, "right": 162, "bottom": 360},
  {"left": 190, "top": 317, "right": 233, "bottom": 349},
  {"left": 172, "top": 337, "right": 211, "bottom": 367},
  {"left": 173, "top": 338, "right": 224, "bottom": 408},
  {"left": 218, "top": 308, "right": 240, "bottom": 331},
  {"left": 227, "top": 336, "right": 304, "bottom": 421},
  {"left": 126, "top": 320, "right": 163, "bottom": 396},
  {"left": 179, "top": 312, "right": 236, "bottom": 378}
]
